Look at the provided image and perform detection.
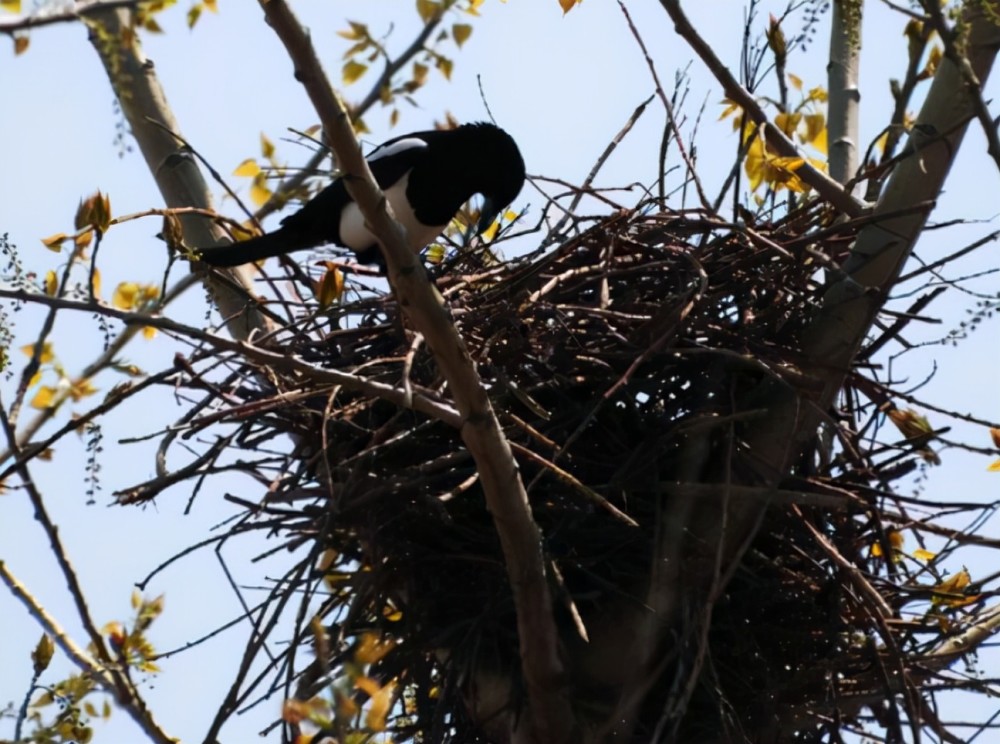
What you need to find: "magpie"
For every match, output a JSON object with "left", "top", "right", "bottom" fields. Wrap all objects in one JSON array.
[{"left": 197, "top": 122, "right": 525, "bottom": 267}]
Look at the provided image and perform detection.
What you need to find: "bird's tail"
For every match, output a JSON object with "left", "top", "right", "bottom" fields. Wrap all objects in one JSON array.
[{"left": 197, "top": 228, "right": 309, "bottom": 267}]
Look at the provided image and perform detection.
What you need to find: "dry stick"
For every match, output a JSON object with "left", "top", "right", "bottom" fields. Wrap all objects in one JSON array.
[
  {"left": 619, "top": 0, "right": 712, "bottom": 212},
  {"left": 255, "top": 3, "right": 573, "bottom": 741},
  {"left": 549, "top": 93, "right": 655, "bottom": 239},
  {"left": 658, "top": 0, "right": 866, "bottom": 218}
]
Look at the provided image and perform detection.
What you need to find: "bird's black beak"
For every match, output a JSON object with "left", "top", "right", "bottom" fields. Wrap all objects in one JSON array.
[{"left": 476, "top": 197, "right": 500, "bottom": 236}]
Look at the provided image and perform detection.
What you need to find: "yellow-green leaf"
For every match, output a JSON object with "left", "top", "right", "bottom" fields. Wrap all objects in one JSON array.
[
  {"left": 452, "top": 23, "right": 472, "bottom": 48},
  {"left": 416, "top": 0, "right": 441, "bottom": 23},
  {"left": 988, "top": 459, "right": 1000, "bottom": 472},
  {"left": 30, "top": 386, "right": 58, "bottom": 410},
  {"left": 44, "top": 270, "right": 57, "bottom": 296},
  {"left": 113, "top": 282, "right": 139, "bottom": 310},
  {"left": 41, "top": 233, "right": 67, "bottom": 252},
  {"left": 31, "top": 634, "right": 54, "bottom": 675},
  {"left": 365, "top": 679, "right": 395, "bottom": 732},
  {"left": 1, "top": 0, "right": 22, "bottom": 13},
  {"left": 436, "top": 55, "right": 454, "bottom": 80},
  {"left": 315, "top": 263, "right": 344, "bottom": 308},
  {"left": 233, "top": 158, "right": 261, "bottom": 178},
  {"left": 913, "top": 548, "right": 936, "bottom": 562},
  {"left": 186, "top": 4, "right": 202, "bottom": 28},
  {"left": 342, "top": 59, "right": 368, "bottom": 85},
  {"left": 250, "top": 173, "right": 272, "bottom": 207},
  {"left": 75, "top": 191, "right": 112, "bottom": 234},
  {"left": 355, "top": 631, "right": 395, "bottom": 665},
  {"left": 20, "top": 342, "right": 54, "bottom": 364},
  {"left": 337, "top": 20, "right": 369, "bottom": 40},
  {"left": 413, "top": 61, "right": 429, "bottom": 85},
  {"left": 425, "top": 243, "right": 446, "bottom": 264},
  {"left": 260, "top": 132, "right": 275, "bottom": 160}
]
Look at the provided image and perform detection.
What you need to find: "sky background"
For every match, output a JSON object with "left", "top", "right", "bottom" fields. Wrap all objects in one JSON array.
[{"left": 1, "top": 1, "right": 999, "bottom": 742}]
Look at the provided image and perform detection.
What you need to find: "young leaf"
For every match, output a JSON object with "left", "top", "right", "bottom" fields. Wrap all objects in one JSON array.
[
  {"left": 452, "top": 23, "right": 473, "bottom": 47},
  {"left": 260, "top": 132, "right": 276, "bottom": 160},
  {"left": 342, "top": 59, "right": 368, "bottom": 85},
  {"left": 41, "top": 233, "right": 67, "bottom": 252},
  {"left": 30, "top": 386, "right": 58, "bottom": 410},
  {"left": 31, "top": 634, "right": 54, "bottom": 675},
  {"left": 416, "top": 0, "right": 441, "bottom": 23},
  {"left": 233, "top": 158, "right": 261, "bottom": 178}
]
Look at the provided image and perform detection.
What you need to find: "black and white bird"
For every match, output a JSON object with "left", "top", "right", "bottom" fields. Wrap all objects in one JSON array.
[{"left": 197, "top": 122, "right": 525, "bottom": 267}]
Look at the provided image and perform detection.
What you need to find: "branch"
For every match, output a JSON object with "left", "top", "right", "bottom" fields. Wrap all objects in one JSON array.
[
  {"left": 255, "top": 3, "right": 573, "bottom": 742},
  {"left": 745, "top": 0, "right": 1000, "bottom": 484},
  {"left": 0, "top": 287, "right": 464, "bottom": 430},
  {"left": 919, "top": 0, "right": 1000, "bottom": 174},
  {"left": 83, "top": 5, "right": 271, "bottom": 341},
  {"left": 0, "top": 0, "right": 138, "bottom": 33},
  {"left": 827, "top": 1, "right": 863, "bottom": 186},
  {"left": 658, "top": 0, "right": 866, "bottom": 217}
]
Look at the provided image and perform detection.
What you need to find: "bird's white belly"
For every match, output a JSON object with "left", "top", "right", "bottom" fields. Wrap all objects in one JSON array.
[{"left": 338, "top": 173, "right": 445, "bottom": 254}]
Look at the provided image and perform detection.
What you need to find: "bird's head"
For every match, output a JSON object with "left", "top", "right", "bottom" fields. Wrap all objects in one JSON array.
[{"left": 466, "top": 123, "right": 526, "bottom": 236}]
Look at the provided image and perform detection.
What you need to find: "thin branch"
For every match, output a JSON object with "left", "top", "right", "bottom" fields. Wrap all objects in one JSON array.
[
  {"left": 0, "top": 287, "right": 464, "bottom": 429},
  {"left": 0, "top": 415, "right": 175, "bottom": 744}
]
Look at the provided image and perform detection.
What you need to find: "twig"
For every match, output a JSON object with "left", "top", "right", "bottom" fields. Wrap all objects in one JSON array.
[
  {"left": 619, "top": 1, "right": 712, "bottom": 212},
  {"left": 549, "top": 94, "right": 654, "bottom": 239}
]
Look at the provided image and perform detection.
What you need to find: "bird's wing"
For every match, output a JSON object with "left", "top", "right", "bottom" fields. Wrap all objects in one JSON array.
[
  {"left": 279, "top": 138, "right": 430, "bottom": 239},
  {"left": 366, "top": 136, "right": 430, "bottom": 187}
]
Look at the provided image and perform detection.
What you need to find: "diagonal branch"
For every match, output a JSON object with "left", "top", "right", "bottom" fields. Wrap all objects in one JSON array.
[
  {"left": 255, "top": 2, "right": 573, "bottom": 742},
  {"left": 658, "top": 0, "right": 866, "bottom": 217}
]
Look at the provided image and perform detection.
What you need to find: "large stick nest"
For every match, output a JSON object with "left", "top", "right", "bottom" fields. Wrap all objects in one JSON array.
[{"left": 144, "top": 206, "right": 993, "bottom": 742}]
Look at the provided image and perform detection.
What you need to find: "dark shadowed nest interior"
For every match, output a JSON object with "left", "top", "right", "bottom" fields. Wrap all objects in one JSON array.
[{"left": 134, "top": 204, "right": 998, "bottom": 742}]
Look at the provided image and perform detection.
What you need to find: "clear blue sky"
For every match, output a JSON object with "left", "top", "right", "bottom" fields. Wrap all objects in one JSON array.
[{"left": 1, "top": 2, "right": 998, "bottom": 742}]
